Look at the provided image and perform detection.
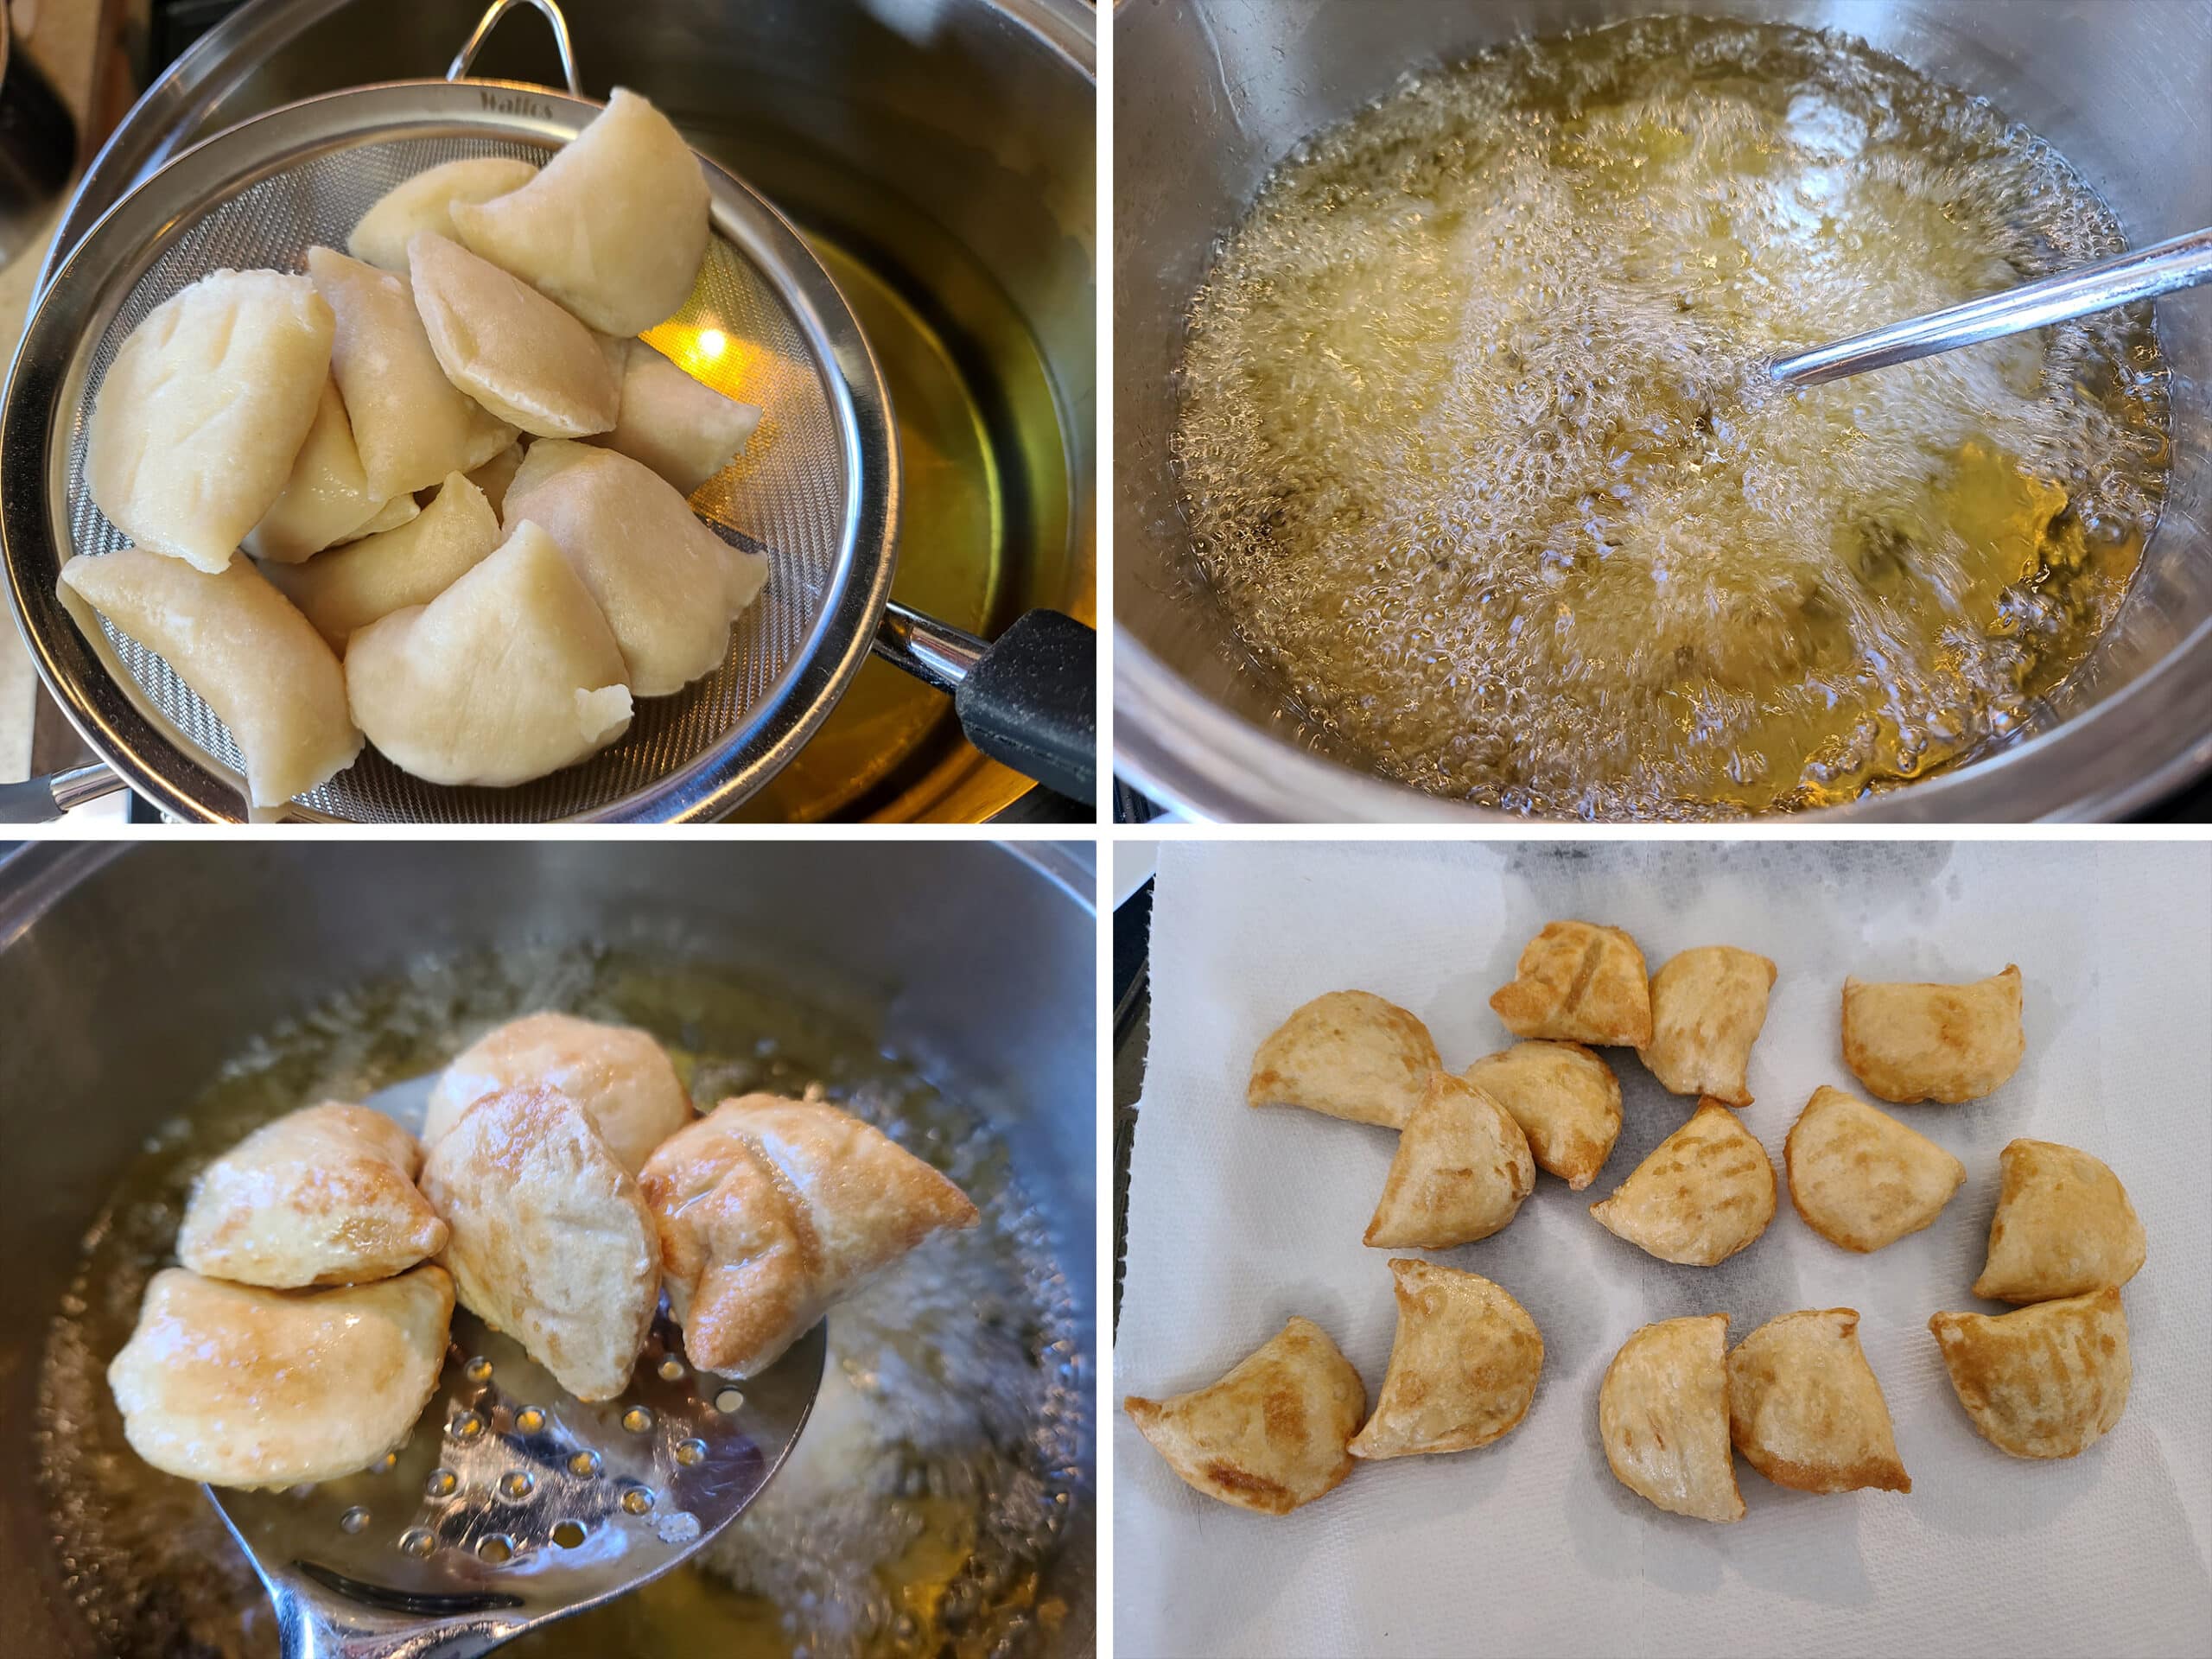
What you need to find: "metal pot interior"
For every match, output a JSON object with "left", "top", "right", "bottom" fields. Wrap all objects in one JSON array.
[
  {"left": 1113, "top": 0, "right": 2212, "bottom": 821},
  {"left": 0, "top": 839, "right": 1096, "bottom": 1656},
  {"left": 49, "top": 0, "right": 1096, "bottom": 823}
]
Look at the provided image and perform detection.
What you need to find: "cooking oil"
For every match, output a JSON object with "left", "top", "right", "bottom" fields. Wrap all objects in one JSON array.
[
  {"left": 1174, "top": 16, "right": 2171, "bottom": 817},
  {"left": 35, "top": 946, "right": 1088, "bottom": 1658}
]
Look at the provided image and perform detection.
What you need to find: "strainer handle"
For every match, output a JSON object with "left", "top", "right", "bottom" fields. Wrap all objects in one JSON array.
[
  {"left": 448, "top": 0, "right": 583, "bottom": 96},
  {"left": 875, "top": 604, "right": 1096, "bottom": 805},
  {"left": 0, "top": 762, "right": 126, "bottom": 822}
]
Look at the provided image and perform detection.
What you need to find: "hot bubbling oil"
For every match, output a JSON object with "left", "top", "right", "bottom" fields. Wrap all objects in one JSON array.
[
  {"left": 1173, "top": 16, "right": 2172, "bottom": 817},
  {"left": 35, "top": 947, "right": 1088, "bottom": 1659}
]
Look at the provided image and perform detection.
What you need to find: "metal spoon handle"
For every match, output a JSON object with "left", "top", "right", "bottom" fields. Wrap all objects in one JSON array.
[{"left": 1769, "top": 224, "right": 2212, "bottom": 387}]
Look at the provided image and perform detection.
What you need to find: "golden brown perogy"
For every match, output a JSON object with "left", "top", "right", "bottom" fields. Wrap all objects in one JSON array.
[
  {"left": 1726, "top": 1308, "right": 1910, "bottom": 1494},
  {"left": 176, "top": 1102, "right": 445, "bottom": 1287},
  {"left": 420, "top": 1090, "right": 658, "bottom": 1401},
  {"left": 1463, "top": 1040, "right": 1620, "bottom": 1191},
  {"left": 1124, "top": 1316, "right": 1366, "bottom": 1515},
  {"left": 1784, "top": 1085, "right": 1966, "bottom": 1254},
  {"left": 1589, "top": 1098, "right": 1776, "bottom": 1267},
  {"left": 106, "top": 1265, "right": 453, "bottom": 1487},
  {"left": 1349, "top": 1260, "right": 1542, "bottom": 1460},
  {"left": 1599, "top": 1313, "right": 1743, "bottom": 1522},
  {"left": 425, "top": 1011, "right": 692, "bottom": 1174},
  {"left": 1972, "top": 1138, "right": 2145, "bottom": 1303},
  {"left": 1490, "top": 921, "right": 1652, "bottom": 1046},
  {"left": 639, "top": 1095, "right": 978, "bottom": 1378},
  {"left": 1841, "top": 964, "right": 2024, "bottom": 1103},
  {"left": 1929, "top": 1288, "right": 2131, "bottom": 1459},
  {"left": 1638, "top": 944, "right": 1777, "bottom": 1105},
  {"left": 1247, "top": 989, "right": 1440, "bottom": 1129},
  {"left": 1363, "top": 1071, "right": 1533, "bottom": 1249}
]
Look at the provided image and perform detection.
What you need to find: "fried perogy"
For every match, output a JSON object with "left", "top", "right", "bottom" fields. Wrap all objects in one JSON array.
[
  {"left": 1599, "top": 1313, "right": 1744, "bottom": 1522},
  {"left": 1972, "top": 1139, "right": 2145, "bottom": 1304},
  {"left": 86, "top": 269, "right": 334, "bottom": 573},
  {"left": 1124, "top": 1316, "right": 1366, "bottom": 1515},
  {"left": 420, "top": 1090, "right": 659, "bottom": 1401},
  {"left": 639, "top": 1095, "right": 979, "bottom": 1377},
  {"left": 58, "top": 548, "right": 361, "bottom": 809},
  {"left": 347, "top": 156, "right": 540, "bottom": 271},
  {"left": 449, "top": 88, "right": 710, "bottom": 336},
  {"left": 1463, "top": 1040, "right": 1621, "bottom": 1190},
  {"left": 176, "top": 1102, "right": 445, "bottom": 1287},
  {"left": 1589, "top": 1098, "right": 1777, "bottom": 1267},
  {"left": 107, "top": 1265, "right": 453, "bottom": 1486},
  {"left": 1784, "top": 1085, "right": 1967, "bottom": 1254},
  {"left": 264, "top": 470, "right": 500, "bottom": 650},
  {"left": 1349, "top": 1261, "right": 1542, "bottom": 1460},
  {"left": 409, "top": 231, "right": 622, "bottom": 438},
  {"left": 1638, "top": 944, "right": 1777, "bottom": 1106},
  {"left": 1929, "top": 1288, "right": 2132, "bottom": 1459},
  {"left": 1363, "top": 1071, "right": 1534, "bottom": 1249},
  {"left": 425, "top": 1010, "right": 692, "bottom": 1174},
  {"left": 1489, "top": 921, "right": 1653, "bottom": 1047},
  {"left": 1841, "top": 964, "right": 2024, "bottom": 1103},
  {"left": 1726, "top": 1308, "right": 1910, "bottom": 1494},
  {"left": 1246, "top": 989, "right": 1440, "bottom": 1130}
]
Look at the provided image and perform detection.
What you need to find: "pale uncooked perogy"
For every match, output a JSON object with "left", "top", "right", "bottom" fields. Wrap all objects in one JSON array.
[
  {"left": 420, "top": 1090, "right": 658, "bottom": 1402},
  {"left": 57, "top": 549, "right": 362, "bottom": 808},
  {"left": 106, "top": 1265, "right": 454, "bottom": 1487},
  {"left": 244, "top": 378, "right": 414, "bottom": 563},
  {"left": 450, "top": 88, "right": 710, "bottom": 335},
  {"left": 592, "top": 338, "right": 762, "bottom": 494},
  {"left": 467, "top": 440, "right": 527, "bottom": 516},
  {"left": 408, "top": 232, "right": 622, "bottom": 438},
  {"left": 175, "top": 1102, "right": 446, "bottom": 1287},
  {"left": 344, "top": 519, "right": 632, "bottom": 787},
  {"left": 639, "top": 1095, "right": 979, "bottom": 1377},
  {"left": 308, "top": 245, "right": 518, "bottom": 500},
  {"left": 86, "top": 269, "right": 334, "bottom": 573},
  {"left": 264, "top": 471, "right": 501, "bottom": 649},
  {"left": 502, "top": 441, "right": 768, "bottom": 696},
  {"left": 425, "top": 1011, "right": 692, "bottom": 1174},
  {"left": 346, "top": 156, "right": 540, "bottom": 271},
  {"left": 504, "top": 433, "right": 595, "bottom": 508}
]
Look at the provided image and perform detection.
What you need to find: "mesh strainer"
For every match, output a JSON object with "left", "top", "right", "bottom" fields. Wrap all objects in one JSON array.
[{"left": 0, "top": 0, "right": 1093, "bottom": 823}]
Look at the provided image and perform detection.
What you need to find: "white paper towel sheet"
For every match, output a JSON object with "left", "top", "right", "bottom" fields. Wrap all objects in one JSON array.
[{"left": 1114, "top": 842, "right": 2212, "bottom": 1659}]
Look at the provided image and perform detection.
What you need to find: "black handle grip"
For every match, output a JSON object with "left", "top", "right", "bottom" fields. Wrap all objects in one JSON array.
[{"left": 952, "top": 609, "right": 1096, "bottom": 805}]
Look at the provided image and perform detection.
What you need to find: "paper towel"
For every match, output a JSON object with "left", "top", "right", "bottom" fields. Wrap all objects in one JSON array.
[{"left": 1115, "top": 841, "right": 2212, "bottom": 1659}]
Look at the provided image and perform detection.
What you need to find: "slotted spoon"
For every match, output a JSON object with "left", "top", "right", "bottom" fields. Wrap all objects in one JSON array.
[{"left": 205, "top": 1068, "right": 825, "bottom": 1659}]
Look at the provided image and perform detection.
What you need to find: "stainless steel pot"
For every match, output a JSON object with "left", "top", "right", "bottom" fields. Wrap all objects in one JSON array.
[
  {"left": 1114, "top": 0, "right": 2212, "bottom": 822},
  {"left": 36, "top": 0, "right": 1096, "bottom": 824},
  {"left": 0, "top": 838, "right": 1096, "bottom": 1656}
]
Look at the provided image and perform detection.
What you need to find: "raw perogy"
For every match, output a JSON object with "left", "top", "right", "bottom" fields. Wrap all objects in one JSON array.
[
  {"left": 1589, "top": 1098, "right": 1776, "bottom": 1267},
  {"left": 347, "top": 156, "right": 539, "bottom": 270},
  {"left": 1726, "top": 1308, "right": 1910, "bottom": 1494},
  {"left": 1490, "top": 921, "right": 1652, "bottom": 1046},
  {"left": 1124, "top": 1317, "right": 1366, "bottom": 1516},
  {"left": 264, "top": 471, "right": 500, "bottom": 649},
  {"left": 308, "top": 245, "right": 517, "bottom": 499},
  {"left": 426, "top": 1010, "right": 691, "bottom": 1173},
  {"left": 1929, "top": 1288, "right": 2131, "bottom": 1459},
  {"left": 467, "top": 440, "right": 526, "bottom": 515},
  {"left": 419, "top": 1090, "right": 658, "bottom": 1401},
  {"left": 409, "top": 232, "right": 621, "bottom": 437},
  {"left": 1246, "top": 989, "right": 1440, "bottom": 1129},
  {"left": 243, "top": 378, "right": 410, "bottom": 563},
  {"left": 58, "top": 549, "right": 361, "bottom": 808},
  {"left": 449, "top": 88, "right": 709, "bottom": 335},
  {"left": 639, "top": 1095, "right": 979, "bottom": 1377},
  {"left": 176, "top": 1102, "right": 445, "bottom": 1287},
  {"left": 1363, "top": 1071, "right": 1534, "bottom": 1249},
  {"left": 592, "top": 338, "right": 761, "bottom": 493},
  {"left": 1783, "top": 1085, "right": 1966, "bottom": 1253},
  {"left": 1637, "top": 944, "right": 1776, "bottom": 1105},
  {"left": 1841, "top": 964, "right": 2024, "bottom": 1103},
  {"left": 1599, "top": 1313, "right": 1744, "bottom": 1522},
  {"left": 501, "top": 442, "right": 768, "bottom": 696},
  {"left": 344, "top": 519, "right": 632, "bottom": 787},
  {"left": 1349, "top": 1260, "right": 1542, "bottom": 1460},
  {"left": 87, "top": 269, "right": 334, "bottom": 573},
  {"left": 1972, "top": 1138, "right": 2145, "bottom": 1303},
  {"left": 107, "top": 1265, "right": 453, "bottom": 1486},
  {"left": 1462, "top": 1040, "right": 1620, "bottom": 1190}
]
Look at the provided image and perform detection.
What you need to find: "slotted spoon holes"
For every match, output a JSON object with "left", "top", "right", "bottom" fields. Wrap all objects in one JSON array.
[{"left": 38, "top": 95, "right": 878, "bottom": 823}]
